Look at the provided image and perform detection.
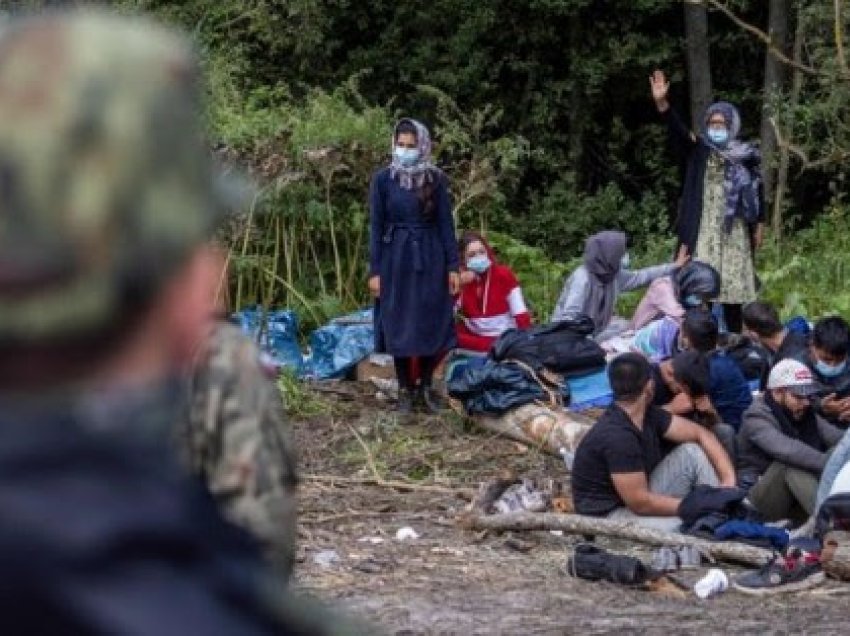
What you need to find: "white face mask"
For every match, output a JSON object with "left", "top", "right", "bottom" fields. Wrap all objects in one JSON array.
[{"left": 620, "top": 252, "right": 630, "bottom": 270}]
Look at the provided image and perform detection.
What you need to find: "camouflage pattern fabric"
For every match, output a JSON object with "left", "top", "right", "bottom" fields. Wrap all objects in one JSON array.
[
  {"left": 0, "top": 11, "right": 226, "bottom": 342},
  {"left": 183, "top": 322, "right": 298, "bottom": 578}
]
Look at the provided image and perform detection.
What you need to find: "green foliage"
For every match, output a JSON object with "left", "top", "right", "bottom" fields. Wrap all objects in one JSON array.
[
  {"left": 758, "top": 203, "right": 850, "bottom": 320},
  {"left": 99, "top": 0, "right": 850, "bottom": 332},
  {"left": 485, "top": 231, "right": 574, "bottom": 319},
  {"left": 522, "top": 178, "right": 670, "bottom": 260}
]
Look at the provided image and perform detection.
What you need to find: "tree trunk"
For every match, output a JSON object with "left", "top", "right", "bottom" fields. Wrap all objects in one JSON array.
[
  {"left": 463, "top": 511, "right": 773, "bottom": 567},
  {"left": 471, "top": 403, "right": 595, "bottom": 456},
  {"left": 683, "top": 1, "right": 714, "bottom": 130},
  {"left": 759, "top": 0, "right": 791, "bottom": 209},
  {"left": 772, "top": 5, "right": 805, "bottom": 240}
]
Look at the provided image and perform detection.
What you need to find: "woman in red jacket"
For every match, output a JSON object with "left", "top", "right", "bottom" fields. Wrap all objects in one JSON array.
[{"left": 456, "top": 231, "right": 532, "bottom": 352}]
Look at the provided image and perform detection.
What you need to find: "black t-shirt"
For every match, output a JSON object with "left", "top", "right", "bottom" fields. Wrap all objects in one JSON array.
[{"left": 571, "top": 404, "right": 673, "bottom": 516}]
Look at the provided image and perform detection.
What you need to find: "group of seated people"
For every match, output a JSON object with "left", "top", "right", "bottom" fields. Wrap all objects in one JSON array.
[
  {"left": 457, "top": 227, "right": 850, "bottom": 532},
  {"left": 569, "top": 282, "right": 850, "bottom": 531}
]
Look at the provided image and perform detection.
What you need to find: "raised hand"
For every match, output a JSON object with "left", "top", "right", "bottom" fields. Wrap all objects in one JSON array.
[
  {"left": 674, "top": 244, "right": 691, "bottom": 268},
  {"left": 649, "top": 69, "right": 670, "bottom": 112}
]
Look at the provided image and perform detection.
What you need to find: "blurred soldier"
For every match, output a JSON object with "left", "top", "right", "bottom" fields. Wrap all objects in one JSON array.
[
  {"left": 183, "top": 321, "right": 298, "bottom": 579},
  {"left": 0, "top": 10, "right": 361, "bottom": 633}
]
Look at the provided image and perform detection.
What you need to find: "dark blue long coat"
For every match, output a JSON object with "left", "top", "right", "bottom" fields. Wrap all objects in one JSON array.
[{"left": 368, "top": 167, "right": 459, "bottom": 357}]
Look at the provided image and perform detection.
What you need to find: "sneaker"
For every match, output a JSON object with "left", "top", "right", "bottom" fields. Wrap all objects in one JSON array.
[{"left": 733, "top": 550, "right": 824, "bottom": 595}]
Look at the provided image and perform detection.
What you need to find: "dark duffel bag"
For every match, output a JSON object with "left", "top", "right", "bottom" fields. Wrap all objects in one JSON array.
[{"left": 489, "top": 314, "right": 605, "bottom": 378}]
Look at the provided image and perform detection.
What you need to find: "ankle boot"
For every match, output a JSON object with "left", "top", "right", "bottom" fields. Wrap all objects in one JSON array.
[
  {"left": 397, "top": 388, "right": 414, "bottom": 414},
  {"left": 419, "top": 384, "right": 446, "bottom": 414}
]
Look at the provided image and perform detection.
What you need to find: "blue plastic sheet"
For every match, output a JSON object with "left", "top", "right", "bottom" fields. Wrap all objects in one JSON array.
[
  {"left": 234, "top": 307, "right": 304, "bottom": 373},
  {"left": 567, "top": 368, "right": 613, "bottom": 411},
  {"left": 303, "top": 309, "right": 374, "bottom": 380}
]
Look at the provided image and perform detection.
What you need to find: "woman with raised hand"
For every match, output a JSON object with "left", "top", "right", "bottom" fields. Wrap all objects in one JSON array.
[
  {"left": 650, "top": 69, "right": 764, "bottom": 334},
  {"left": 368, "top": 118, "right": 460, "bottom": 414}
]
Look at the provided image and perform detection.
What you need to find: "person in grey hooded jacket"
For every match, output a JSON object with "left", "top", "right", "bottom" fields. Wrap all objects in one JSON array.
[
  {"left": 738, "top": 359, "right": 844, "bottom": 522},
  {"left": 551, "top": 230, "right": 688, "bottom": 341}
]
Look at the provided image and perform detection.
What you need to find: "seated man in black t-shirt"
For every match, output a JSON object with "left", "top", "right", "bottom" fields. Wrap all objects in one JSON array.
[{"left": 572, "top": 353, "right": 736, "bottom": 531}]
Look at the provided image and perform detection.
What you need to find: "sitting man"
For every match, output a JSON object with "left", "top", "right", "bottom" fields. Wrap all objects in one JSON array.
[
  {"left": 652, "top": 350, "right": 738, "bottom": 463},
  {"left": 572, "top": 353, "right": 736, "bottom": 531},
  {"left": 742, "top": 301, "right": 808, "bottom": 389},
  {"left": 738, "top": 359, "right": 844, "bottom": 522},
  {"left": 809, "top": 316, "right": 850, "bottom": 427},
  {"left": 680, "top": 310, "right": 753, "bottom": 430}
]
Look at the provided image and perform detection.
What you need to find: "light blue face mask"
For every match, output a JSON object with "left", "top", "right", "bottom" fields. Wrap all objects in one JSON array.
[
  {"left": 394, "top": 146, "right": 420, "bottom": 167},
  {"left": 620, "top": 252, "right": 630, "bottom": 270},
  {"left": 467, "top": 254, "right": 491, "bottom": 274},
  {"left": 707, "top": 128, "right": 729, "bottom": 146},
  {"left": 815, "top": 358, "right": 847, "bottom": 378}
]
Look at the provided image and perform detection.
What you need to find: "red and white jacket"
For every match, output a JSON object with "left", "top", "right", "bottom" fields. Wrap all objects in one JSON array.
[{"left": 456, "top": 240, "right": 531, "bottom": 351}]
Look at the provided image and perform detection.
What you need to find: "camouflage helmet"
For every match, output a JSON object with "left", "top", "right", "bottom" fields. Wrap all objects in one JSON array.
[{"left": 0, "top": 11, "right": 229, "bottom": 343}]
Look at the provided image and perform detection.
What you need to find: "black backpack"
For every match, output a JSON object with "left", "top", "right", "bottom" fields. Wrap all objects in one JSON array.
[
  {"left": 722, "top": 334, "right": 769, "bottom": 385},
  {"left": 489, "top": 314, "right": 606, "bottom": 378}
]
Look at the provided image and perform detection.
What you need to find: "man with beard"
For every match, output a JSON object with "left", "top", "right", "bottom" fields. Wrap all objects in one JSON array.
[{"left": 738, "top": 359, "right": 844, "bottom": 522}]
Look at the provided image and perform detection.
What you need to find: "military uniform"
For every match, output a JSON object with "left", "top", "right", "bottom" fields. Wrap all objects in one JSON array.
[
  {"left": 184, "top": 322, "right": 298, "bottom": 578},
  {"left": 0, "top": 11, "right": 367, "bottom": 634}
]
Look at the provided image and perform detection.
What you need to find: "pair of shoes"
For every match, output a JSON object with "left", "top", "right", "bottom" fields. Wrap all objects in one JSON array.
[
  {"left": 566, "top": 543, "right": 650, "bottom": 586},
  {"left": 733, "top": 548, "right": 824, "bottom": 595},
  {"left": 650, "top": 545, "right": 702, "bottom": 572}
]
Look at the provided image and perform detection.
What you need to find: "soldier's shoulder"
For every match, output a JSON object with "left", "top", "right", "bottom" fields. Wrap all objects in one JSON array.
[{"left": 204, "top": 321, "right": 277, "bottom": 380}]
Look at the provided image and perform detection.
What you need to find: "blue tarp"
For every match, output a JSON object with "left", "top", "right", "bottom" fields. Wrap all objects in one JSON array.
[
  {"left": 234, "top": 307, "right": 303, "bottom": 373},
  {"left": 567, "top": 368, "right": 613, "bottom": 411},
  {"left": 233, "top": 307, "right": 375, "bottom": 379},
  {"left": 303, "top": 309, "right": 374, "bottom": 379}
]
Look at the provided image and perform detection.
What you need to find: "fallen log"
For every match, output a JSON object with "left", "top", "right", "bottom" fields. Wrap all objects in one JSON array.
[
  {"left": 473, "top": 404, "right": 595, "bottom": 456},
  {"left": 463, "top": 512, "right": 772, "bottom": 567}
]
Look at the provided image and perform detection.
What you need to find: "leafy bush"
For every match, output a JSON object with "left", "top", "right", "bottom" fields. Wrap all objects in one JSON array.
[{"left": 758, "top": 203, "right": 850, "bottom": 320}]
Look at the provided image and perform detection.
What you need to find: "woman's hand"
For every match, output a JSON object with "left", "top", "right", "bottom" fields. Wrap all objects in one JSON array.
[
  {"left": 649, "top": 69, "right": 670, "bottom": 112},
  {"left": 459, "top": 270, "right": 475, "bottom": 286},
  {"left": 448, "top": 271, "right": 460, "bottom": 295},
  {"left": 368, "top": 275, "right": 380, "bottom": 298},
  {"left": 674, "top": 244, "right": 690, "bottom": 269}
]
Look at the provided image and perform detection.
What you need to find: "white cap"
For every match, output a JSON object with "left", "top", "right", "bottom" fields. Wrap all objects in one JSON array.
[{"left": 767, "top": 359, "right": 820, "bottom": 396}]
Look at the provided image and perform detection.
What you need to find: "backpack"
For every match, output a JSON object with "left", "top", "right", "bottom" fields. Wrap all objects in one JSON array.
[
  {"left": 489, "top": 314, "right": 606, "bottom": 378},
  {"left": 721, "top": 334, "right": 769, "bottom": 384}
]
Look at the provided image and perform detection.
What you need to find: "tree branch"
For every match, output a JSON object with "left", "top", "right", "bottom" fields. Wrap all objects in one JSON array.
[
  {"left": 462, "top": 511, "right": 773, "bottom": 567},
  {"left": 705, "top": 0, "right": 821, "bottom": 76}
]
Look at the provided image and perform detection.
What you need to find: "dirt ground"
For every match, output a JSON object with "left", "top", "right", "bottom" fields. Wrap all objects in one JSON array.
[{"left": 291, "top": 381, "right": 848, "bottom": 635}]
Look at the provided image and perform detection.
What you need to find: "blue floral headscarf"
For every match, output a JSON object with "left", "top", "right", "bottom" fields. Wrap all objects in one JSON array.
[{"left": 701, "top": 102, "right": 762, "bottom": 233}]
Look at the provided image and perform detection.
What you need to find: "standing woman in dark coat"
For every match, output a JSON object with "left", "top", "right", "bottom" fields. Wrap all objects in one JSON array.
[
  {"left": 650, "top": 70, "right": 765, "bottom": 334},
  {"left": 368, "top": 118, "right": 460, "bottom": 413}
]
